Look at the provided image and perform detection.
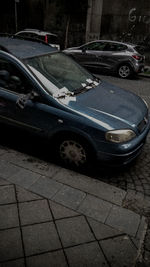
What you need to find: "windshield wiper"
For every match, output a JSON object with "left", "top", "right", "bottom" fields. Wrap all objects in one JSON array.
[
  {"left": 73, "top": 78, "right": 101, "bottom": 95},
  {"left": 54, "top": 91, "right": 74, "bottom": 99},
  {"left": 73, "top": 86, "right": 88, "bottom": 95}
]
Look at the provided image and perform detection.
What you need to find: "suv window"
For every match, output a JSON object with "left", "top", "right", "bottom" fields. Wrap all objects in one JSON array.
[{"left": 0, "top": 58, "right": 32, "bottom": 94}]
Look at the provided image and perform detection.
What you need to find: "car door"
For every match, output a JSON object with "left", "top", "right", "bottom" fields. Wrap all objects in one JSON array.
[
  {"left": 100, "top": 43, "right": 127, "bottom": 71},
  {"left": 0, "top": 55, "right": 62, "bottom": 138},
  {"left": 73, "top": 47, "right": 97, "bottom": 67},
  {"left": 77, "top": 42, "right": 107, "bottom": 70}
]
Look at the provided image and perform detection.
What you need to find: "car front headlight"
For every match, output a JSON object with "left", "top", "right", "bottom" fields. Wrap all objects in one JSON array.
[{"left": 105, "top": 129, "right": 136, "bottom": 143}]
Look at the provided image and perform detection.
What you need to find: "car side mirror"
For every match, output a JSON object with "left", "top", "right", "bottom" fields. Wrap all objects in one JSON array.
[{"left": 16, "top": 90, "right": 39, "bottom": 109}]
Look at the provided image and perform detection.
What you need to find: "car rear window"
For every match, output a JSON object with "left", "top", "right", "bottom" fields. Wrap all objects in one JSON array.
[
  {"left": 134, "top": 45, "right": 145, "bottom": 55},
  {"left": 37, "top": 34, "right": 58, "bottom": 44}
]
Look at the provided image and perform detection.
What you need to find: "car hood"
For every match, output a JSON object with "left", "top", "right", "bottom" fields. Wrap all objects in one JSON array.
[{"left": 60, "top": 81, "right": 147, "bottom": 131}]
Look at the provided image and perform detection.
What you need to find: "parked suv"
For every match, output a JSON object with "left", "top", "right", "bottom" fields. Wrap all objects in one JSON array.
[
  {"left": 64, "top": 40, "right": 145, "bottom": 78},
  {"left": 0, "top": 35, "right": 149, "bottom": 168},
  {"left": 15, "top": 29, "right": 60, "bottom": 50}
]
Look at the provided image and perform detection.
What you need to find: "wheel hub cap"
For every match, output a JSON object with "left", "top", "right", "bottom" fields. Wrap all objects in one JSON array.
[
  {"left": 119, "top": 66, "right": 130, "bottom": 78},
  {"left": 60, "top": 140, "right": 87, "bottom": 166}
]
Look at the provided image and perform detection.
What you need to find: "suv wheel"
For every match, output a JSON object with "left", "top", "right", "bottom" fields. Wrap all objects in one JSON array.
[{"left": 118, "top": 64, "right": 132, "bottom": 79}]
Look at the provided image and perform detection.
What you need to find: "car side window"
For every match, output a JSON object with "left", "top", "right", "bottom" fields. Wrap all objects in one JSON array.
[
  {"left": 0, "top": 58, "right": 32, "bottom": 95},
  {"left": 104, "top": 43, "right": 127, "bottom": 52},
  {"left": 29, "top": 33, "right": 39, "bottom": 40},
  {"left": 104, "top": 43, "right": 118, "bottom": 51},
  {"left": 115, "top": 44, "right": 127, "bottom": 51},
  {"left": 18, "top": 33, "right": 29, "bottom": 38},
  {"left": 83, "top": 42, "right": 106, "bottom": 51}
]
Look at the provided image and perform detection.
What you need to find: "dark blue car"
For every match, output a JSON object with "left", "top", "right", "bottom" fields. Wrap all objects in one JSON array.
[{"left": 0, "top": 36, "right": 150, "bottom": 168}]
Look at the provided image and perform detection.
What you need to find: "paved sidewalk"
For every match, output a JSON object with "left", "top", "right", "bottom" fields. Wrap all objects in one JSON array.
[{"left": 0, "top": 146, "right": 147, "bottom": 267}]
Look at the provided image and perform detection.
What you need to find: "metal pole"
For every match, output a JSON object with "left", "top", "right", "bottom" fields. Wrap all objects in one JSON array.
[{"left": 15, "top": 0, "right": 20, "bottom": 32}]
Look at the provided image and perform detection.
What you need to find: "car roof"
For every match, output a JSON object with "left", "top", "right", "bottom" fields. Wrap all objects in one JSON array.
[
  {"left": 0, "top": 35, "right": 57, "bottom": 59},
  {"left": 16, "top": 29, "right": 57, "bottom": 37},
  {"left": 81, "top": 40, "right": 135, "bottom": 48}
]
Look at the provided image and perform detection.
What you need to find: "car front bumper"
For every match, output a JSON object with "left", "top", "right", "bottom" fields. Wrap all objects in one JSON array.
[
  {"left": 97, "top": 141, "right": 144, "bottom": 166},
  {"left": 96, "top": 117, "right": 150, "bottom": 166}
]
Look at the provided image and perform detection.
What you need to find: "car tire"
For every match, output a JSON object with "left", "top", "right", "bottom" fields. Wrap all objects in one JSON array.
[
  {"left": 55, "top": 135, "right": 94, "bottom": 169},
  {"left": 118, "top": 64, "right": 132, "bottom": 79}
]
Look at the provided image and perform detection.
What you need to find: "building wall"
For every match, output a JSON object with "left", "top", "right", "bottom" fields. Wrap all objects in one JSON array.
[
  {"left": 86, "top": 0, "right": 103, "bottom": 42},
  {"left": 43, "top": 0, "right": 88, "bottom": 48},
  {"left": 101, "top": 0, "right": 150, "bottom": 44}
]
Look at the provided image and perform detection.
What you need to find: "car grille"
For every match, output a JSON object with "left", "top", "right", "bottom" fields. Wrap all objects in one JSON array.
[{"left": 138, "top": 112, "right": 149, "bottom": 133}]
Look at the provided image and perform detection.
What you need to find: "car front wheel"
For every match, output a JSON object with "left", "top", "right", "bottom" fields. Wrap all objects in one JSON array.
[
  {"left": 118, "top": 64, "right": 132, "bottom": 79},
  {"left": 55, "top": 136, "right": 94, "bottom": 169}
]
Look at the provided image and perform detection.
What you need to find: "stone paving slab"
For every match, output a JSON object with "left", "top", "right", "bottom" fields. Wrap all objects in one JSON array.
[
  {"left": 0, "top": 177, "right": 11, "bottom": 186},
  {"left": 26, "top": 250, "right": 67, "bottom": 267},
  {"left": 0, "top": 258, "right": 25, "bottom": 267},
  {"left": 105, "top": 205, "right": 141, "bottom": 237},
  {"left": 49, "top": 200, "right": 79, "bottom": 219},
  {"left": 77, "top": 194, "right": 112, "bottom": 223},
  {"left": 0, "top": 185, "right": 16, "bottom": 204},
  {"left": 0, "top": 228, "right": 24, "bottom": 262},
  {"left": 100, "top": 235, "right": 137, "bottom": 267},
  {"left": 65, "top": 242, "right": 109, "bottom": 267},
  {"left": 16, "top": 186, "right": 43, "bottom": 202},
  {"left": 22, "top": 222, "right": 61, "bottom": 256},
  {"left": 0, "top": 160, "right": 21, "bottom": 180},
  {"left": 0, "top": 204, "right": 19, "bottom": 229},
  {"left": 6, "top": 169, "right": 41, "bottom": 189},
  {"left": 87, "top": 218, "right": 123, "bottom": 240},
  {"left": 19, "top": 199, "right": 52, "bottom": 225},
  {"left": 29, "top": 175, "right": 63, "bottom": 198},
  {"left": 56, "top": 216, "right": 95, "bottom": 247},
  {"left": 52, "top": 185, "right": 86, "bottom": 210},
  {"left": 53, "top": 168, "right": 126, "bottom": 206}
]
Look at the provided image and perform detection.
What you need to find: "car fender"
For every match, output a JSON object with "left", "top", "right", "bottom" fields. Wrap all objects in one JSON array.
[
  {"left": 49, "top": 125, "right": 98, "bottom": 154},
  {"left": 115, "top": 60, "right": 134, "bottom": 72}
]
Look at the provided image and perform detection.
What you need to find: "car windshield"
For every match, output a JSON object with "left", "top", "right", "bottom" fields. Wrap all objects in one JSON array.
[{"left": 23, "top": 52, "right": 99, "bottom": 96}]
